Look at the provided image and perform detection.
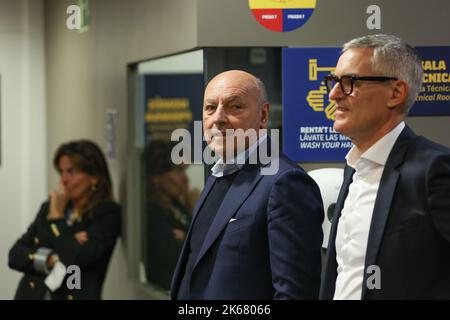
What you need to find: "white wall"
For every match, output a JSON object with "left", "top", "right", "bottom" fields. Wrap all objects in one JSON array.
[
  {"left": 0, "top": 0, "right": 46, "bottom": 299},
  {"left": 44, "top": 0, "right": 199, "bottom": 299}
]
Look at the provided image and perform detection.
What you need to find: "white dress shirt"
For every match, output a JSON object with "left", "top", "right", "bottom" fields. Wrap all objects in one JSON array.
[{"left": 333, "top": 122, "right": 405, "bottom": 300}]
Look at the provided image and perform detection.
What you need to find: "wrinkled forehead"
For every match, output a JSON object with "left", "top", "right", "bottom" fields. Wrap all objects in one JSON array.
[{"left": 205, "top": 76, "right": 257, "bottom": 102}]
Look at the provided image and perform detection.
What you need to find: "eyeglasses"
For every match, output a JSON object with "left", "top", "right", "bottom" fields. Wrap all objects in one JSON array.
[{"left": 323, "top": 74, "right": 398, "bottom": 95}]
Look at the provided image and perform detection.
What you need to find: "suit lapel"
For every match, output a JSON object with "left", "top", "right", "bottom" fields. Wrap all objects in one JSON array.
[
  {"left": 326, "top": 164, "right": 355, "bottom": 257},
  {"left": 334, "top": 166, "right": 355, "bottom": 223},
  {"left": 320, "top": 164, "right": 355, "bottom": 299},
  {"left": 170, "top": 174, "right": 216, "bottom": 298},
  {"left": 179, "top": 173, "right": 216, "bottom": 265},
  {"left": 190, "top": 175, "right": 216, "bottom": 222},
  {"left": 361, "top": 126, "right": 417, "bottom": 299},
  {"left": 193, "top": 164, "right": 264, "bottom": 269}
]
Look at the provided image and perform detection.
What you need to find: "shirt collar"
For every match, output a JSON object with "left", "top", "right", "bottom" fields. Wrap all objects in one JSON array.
[
  {"left": 346, "top": 121, "right": 405, "bottom": 168},
  {"left": 211, "top": 133, "right": 268, "bottom": 177}
]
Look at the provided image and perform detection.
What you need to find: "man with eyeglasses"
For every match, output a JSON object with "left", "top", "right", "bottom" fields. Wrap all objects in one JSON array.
[{"left": 320, "top": 34, "right": 450, "bottom": 299}]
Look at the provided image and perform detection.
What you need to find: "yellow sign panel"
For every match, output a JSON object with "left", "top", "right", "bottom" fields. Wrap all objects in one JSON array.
[{"left": 249, "top": 0, "right": 316, "bottom": 9}]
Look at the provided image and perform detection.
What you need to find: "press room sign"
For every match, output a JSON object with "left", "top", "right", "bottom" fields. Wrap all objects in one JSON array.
[
  {"left": 282, "top": 47, "right": 350, "bottom": 163},
  {"left": 282, "top": 46, "right": 450, "bottom": 162},
  {"left": 249, "top": 0, "right": 317, "bottom": 32},
  {"left": 144, "top": 74, "right": 203, "bottom": 142},
  {"left": 412, "top": 46, "right": 450, "bottom": 116}
]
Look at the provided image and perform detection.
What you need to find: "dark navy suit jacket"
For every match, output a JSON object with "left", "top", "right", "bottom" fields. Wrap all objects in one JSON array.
[
  {"left": 9, "top": 200, "right": 121, "bottom": 300},
  {"left": 170, "top": 152, "right": 324, "bottom": 300},
  {"left": 320, "top": 126, "right": 450, "bottom": 299}
]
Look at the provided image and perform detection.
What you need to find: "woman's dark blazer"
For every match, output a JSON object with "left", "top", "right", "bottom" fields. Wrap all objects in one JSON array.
[{"left": 8, "top": 200, "right": 121, "bottom": 300}]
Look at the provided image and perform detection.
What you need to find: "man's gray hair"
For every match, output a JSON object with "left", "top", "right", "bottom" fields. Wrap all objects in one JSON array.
[{"left": 343, "top": 34, "right": 423, "bottom": 113}]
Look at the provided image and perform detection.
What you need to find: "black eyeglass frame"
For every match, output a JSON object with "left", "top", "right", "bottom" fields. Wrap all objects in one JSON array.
[{"left": 323, "top": 74, "right": 398, "bottom": 95}]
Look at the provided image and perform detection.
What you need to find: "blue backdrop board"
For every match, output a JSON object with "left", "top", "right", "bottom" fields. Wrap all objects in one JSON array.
[
  {"left": 282, "top": 47, "right": 351, "bottom": 162},
  {"left": 282, "top": 46, "right": 450, "bottom": 162},
  {"left": 410, "top": 46, "right": 450, "bottom": 116},
  {"left": 144, "top": 73, "right": 204, "bottom": 143}
]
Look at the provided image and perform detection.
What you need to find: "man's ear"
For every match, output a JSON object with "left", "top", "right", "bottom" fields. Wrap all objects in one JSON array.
[
  {"left": 260, "top": 103, "right": 270, "bottom": 129},
  {"left": 387, "top": 80, "right": 408, "bottom": 110}
]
